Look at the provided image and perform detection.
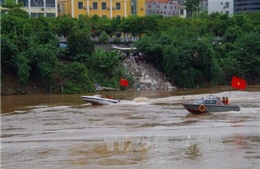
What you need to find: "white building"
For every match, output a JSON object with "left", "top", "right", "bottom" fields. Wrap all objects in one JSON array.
[
  {"left": 207, "top": 0, "right": 233, "bottom": 16},
  {"left": 0, "top": 0, "right": 58, "bottom": 18},
  {"left": 21, "top": 0, "right": 58, "bottom": 18},
  {"left": 146, "top": 0, "right": 186, "bottom": 18}
]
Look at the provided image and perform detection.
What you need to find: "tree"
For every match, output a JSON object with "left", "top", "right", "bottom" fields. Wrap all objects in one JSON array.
[
  {"left": 1, "top": 35, "right": 19, "bottom": 73},
  {"left": 21, "top": 44, "right": 58, "bottom": 85},
  {"left": 223, "top": 26, "right": 242, "bottom": 43},
  {"left": 98, "top": 31, "right": 109, "bottom": 44},
  {"left": 67, "top": 29, "right": 94, "bottom": 62},
  {"left": 32, "top": 31, "right": 59, "bottom": 46},
  {"left": 118, "top": 15, "right": 140, "bottom": 34},
  {"left": 8, "top": 8, "right": 29, "bottom": 19},
  {"left": 93, "top": 18, "right": 112, "bottom": 36},
  {"left": 51, "top": 61, "right": 96, "bottom": 93},
  {"left": 233, "top": 32, "right": 260, "bottom": 82},
  {"left": 54, "top": 15, "right": 77, "bottom": 36},
  {"left": 88, "top": 49, "right": 126, "bottom": 88},
  {"left": 158, "top": 16, "right": 187, "bottom": 32},
  {"left": 109, "top": 17, "right": 121, "bottom": 36},
  {"left": 1, "top": 0, "right": 17, "bottom": 9},
  {"left": 184, "top": 0, "right": 200, "bottom": 18},
  {"left": 216, "top": 14, "right": 236, "bottom": 37},
  {"left": 15, "top": 54, "right": 31, "bottom": 88}
]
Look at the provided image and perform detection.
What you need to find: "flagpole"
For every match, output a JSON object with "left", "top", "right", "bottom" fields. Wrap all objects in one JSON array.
[{"left": 229, "top": 79, "right": 232, "bottom": 98}]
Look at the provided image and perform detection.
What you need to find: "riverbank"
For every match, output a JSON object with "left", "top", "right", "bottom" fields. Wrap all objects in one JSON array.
[
  {"left": 1, "top": 74, "right": 46, "bottom": 95},
  {"left": 1, "top": 61, "right": 176, "bottom": 95}
]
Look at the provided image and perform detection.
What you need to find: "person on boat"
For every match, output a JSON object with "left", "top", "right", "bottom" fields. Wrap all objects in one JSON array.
[
  {"left": 106, "top": 95, "right": 113, "bottom": 99},
  {"left": 222, "top": 97, "right": 226, "bottom": 104},
  {"left": 226, "top": 97, "right": 230, "bottom": 105}
]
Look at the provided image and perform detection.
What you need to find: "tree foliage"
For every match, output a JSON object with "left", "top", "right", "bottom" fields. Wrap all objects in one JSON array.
[
  {"left": 135, "top": 13, "right": 259, "bottom": 87},
  {"left": 8, "top": 8, "right": 29, "bottom": 18},
  {"left": 67, "top": 29, "right": 95, "bottom": 62},
  {"left": 1, "top": 10, "right": 260, "bottom": 94},
  {"left": 98, "top": 31, "right": 109, "bottom": 44}
]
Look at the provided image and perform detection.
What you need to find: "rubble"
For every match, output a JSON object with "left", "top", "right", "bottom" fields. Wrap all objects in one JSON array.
[{"left": 123, "top": 58, "right": 177, "bottom": 90}]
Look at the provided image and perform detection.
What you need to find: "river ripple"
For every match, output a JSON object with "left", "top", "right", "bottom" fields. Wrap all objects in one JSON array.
[{"left": 1, "top": 88, "right": 260, "bottom": 169}]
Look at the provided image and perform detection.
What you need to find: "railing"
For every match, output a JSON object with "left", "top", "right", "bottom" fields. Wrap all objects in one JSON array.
[
  {"left": 90, "top": 36, "right": 140, "bottom": 43},
  {"left": 58, "top": 36, "right": 140, "bottom": 43},
  {"left": 58, "top": 35, "right": 222, "bottom": 44}
]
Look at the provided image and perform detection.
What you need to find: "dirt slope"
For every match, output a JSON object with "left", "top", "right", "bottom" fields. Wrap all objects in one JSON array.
[{"left": 123, "top": 60, "right": 176, "bottom": 90}]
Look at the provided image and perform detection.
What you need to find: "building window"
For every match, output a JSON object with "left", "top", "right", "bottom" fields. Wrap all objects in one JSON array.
[
  {"left": 225, "top": 11, "right": 229, "bottom": 15},
  {"left": 31, "top": 13, "right": 38, "bottom": 18},
  {"left": 221, "top": 2, "right": 223, "bottom": 5},
  {"left": 225, "top": 2, "right": 229, "bottom": 8},
  {"left": 46, "top": 13, "right": 55, "bottom": 17},
  {"left": 116, "top": 2, "right": 121, "bottom": 10},
  {"left": 18, "top": 0, "right": 28, "bottom": 6},
  {"left": 152, "top": 2, "right": 157, "bottom": 7},
  {"left": 116, "top": 15, "right": 121, "bottom": 19},
  {"left": 38, "top": 13, "right": 44, "bottom": 17},
  {"left": 205, "top": 100, "right": 217, "bottom": 104},
  {"left": 46, "top": 0, "right": 55, "bottom": 7},
  {"left": 93, "top": 2, "right": 98, "bottom": 9},
  {"left": 31, "top": 0, "right": 41, "bottom": 7},
  {"left": 180, "top": 8, "right": 184, "bottom": 15},
  {"left": 131, "top": 0, "right": 137, "bottom": 15},
  {"left": 78, "top": 2, "right": 83, "bottom": 9},
  {"left": 102, "top": 15, "right": 106, "bottom": 18},
  {"left": 102, "top": 2, "right": 106, "bottom": 10}
]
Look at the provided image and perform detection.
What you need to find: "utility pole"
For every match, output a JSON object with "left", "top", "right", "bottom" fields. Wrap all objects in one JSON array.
[{"left": 192, "top": 4, "right": 198, "bottom": 20}]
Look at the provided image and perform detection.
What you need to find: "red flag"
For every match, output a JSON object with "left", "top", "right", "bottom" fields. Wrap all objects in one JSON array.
[
  {"left": 231, "top": 76, "right": 246, "bottom": 90},
  {"left": 120, "top": 78, "right": 129, "bottom": 87}
]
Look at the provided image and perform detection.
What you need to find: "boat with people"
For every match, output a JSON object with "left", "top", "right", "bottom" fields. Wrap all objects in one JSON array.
[
  {"left": 81, "top": 94, "right": 120, "bottom": 105},
  {"left": 81, "top": 86, "right": 120, "bottom": 105},
  {"left": 182, "top": 94, "right": 240, "bottom": 114}
]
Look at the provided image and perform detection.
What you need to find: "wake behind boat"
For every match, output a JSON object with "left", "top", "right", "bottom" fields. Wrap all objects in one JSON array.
[{"left": 182, "top": 95, "right": 240, "bottom": 114}]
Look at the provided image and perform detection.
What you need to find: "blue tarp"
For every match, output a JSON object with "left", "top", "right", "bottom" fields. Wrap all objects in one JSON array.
[{"left": 59, "top": 43, "right": 67, "bottom": 48}]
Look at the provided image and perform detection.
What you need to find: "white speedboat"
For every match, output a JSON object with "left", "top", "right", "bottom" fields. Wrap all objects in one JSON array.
[
  {"left": 81, "top": 86, "right": 120, "bottom": 105},
  {"left": 81, "top": 94, "right": 120, "bottom": 105}
]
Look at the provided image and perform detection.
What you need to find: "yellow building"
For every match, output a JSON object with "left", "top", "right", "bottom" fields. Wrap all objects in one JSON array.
[{"left": 58, "top": 0, "right": 146, "bottom": 18}]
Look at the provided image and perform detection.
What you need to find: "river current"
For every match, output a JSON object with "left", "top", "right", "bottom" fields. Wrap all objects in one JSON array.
[{"left": 1, "top": 86, "right": 260, "bottom": 169}]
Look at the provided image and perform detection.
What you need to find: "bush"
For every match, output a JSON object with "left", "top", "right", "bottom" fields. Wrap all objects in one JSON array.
[
  {"left": 113, "top": 37, "right": 121, "bottom": 44},
  {"left": 98, "top": 31, "right": 109, "bottom": 44},
  {"left": 52, "top": 62, "right": 92, "bottom": 93}
]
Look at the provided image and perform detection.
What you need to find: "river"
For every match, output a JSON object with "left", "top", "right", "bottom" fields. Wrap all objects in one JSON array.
[{"left": 1, "top": 86, "right": 260, "bottom": 169}]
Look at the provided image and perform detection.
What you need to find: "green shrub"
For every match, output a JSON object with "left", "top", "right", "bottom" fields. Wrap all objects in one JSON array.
[
  {"left": 98, "top": 31, "right": 109, "bottom": 44},
  {"left": 113, "top": 37, "right": 121, "bottom": 44}
]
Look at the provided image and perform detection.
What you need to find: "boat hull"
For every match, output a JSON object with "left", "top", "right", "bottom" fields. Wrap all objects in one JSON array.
[
  {"left": 183, "top": 103, "right": 240, "bottom": 114},
  {"left": 81, "top": 96, "right": 120, "bottom": 105}
]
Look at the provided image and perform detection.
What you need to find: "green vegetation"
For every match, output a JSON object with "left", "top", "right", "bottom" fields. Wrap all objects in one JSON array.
[
  {"left": 135, "top": 12, "right": 260, "bottom": 88},
  {"left": 1, "top": 7, "right": 260, "bottom": 93},
  {"left": 1, "top": 13, "right": 127, "bottom": 94}
]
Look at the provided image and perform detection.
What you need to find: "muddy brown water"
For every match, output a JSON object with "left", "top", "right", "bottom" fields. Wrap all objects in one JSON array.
[{"left": 1, "top": 86, "right": 260, "bottom": 169}]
